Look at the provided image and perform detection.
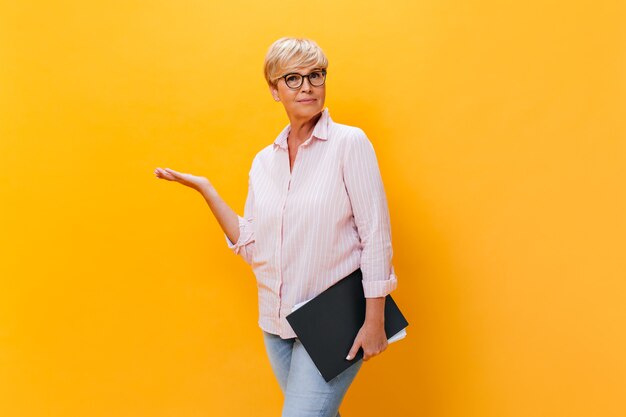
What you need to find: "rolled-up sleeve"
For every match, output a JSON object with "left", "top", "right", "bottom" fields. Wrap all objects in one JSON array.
[
  {"left": 343, "top": 128, "right": 398, "bottom": 298},
  {"left": 225, "top": 173, "right": 256, "bottom": 266}
]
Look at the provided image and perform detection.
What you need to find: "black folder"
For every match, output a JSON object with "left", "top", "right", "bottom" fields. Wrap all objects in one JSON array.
[{"left": 285, "top": 268, "right": 409, "bottom": 382}]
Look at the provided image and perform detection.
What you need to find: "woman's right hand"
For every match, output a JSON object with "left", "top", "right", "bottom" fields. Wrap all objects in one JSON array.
[
  {"left": 154, "top": 167, "right": 215, "bottom": 195},
  {"left": 155, "top": 166, "right": 241, "bottom": 248}
]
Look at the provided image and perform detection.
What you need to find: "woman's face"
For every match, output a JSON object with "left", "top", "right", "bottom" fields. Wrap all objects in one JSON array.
[{"left": 270, "top": 64, "right": 326, "bottom": 122}]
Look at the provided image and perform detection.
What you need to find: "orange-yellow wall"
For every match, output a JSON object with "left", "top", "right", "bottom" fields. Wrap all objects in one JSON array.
[{"left": 1, "top": 1, "right": 624, "bottom": 416}]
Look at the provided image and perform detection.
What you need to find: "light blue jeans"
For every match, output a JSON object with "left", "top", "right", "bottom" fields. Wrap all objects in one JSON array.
[{"left": 262, "top": 329, "right": 364, "bottom": 417}]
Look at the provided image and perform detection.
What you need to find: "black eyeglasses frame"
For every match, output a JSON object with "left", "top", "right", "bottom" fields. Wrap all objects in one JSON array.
[{"left": 279, "top": 69, "right": 327, "bottom": 90}]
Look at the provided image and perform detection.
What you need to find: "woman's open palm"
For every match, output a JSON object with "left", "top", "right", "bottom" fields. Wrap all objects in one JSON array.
[{"left": 154, "top": 167, "right": 214, "bottom": 194}]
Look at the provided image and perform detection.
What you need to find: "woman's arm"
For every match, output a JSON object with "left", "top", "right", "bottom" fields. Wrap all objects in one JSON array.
[
  {"left": 154, "top": 167, "right": 240, "bottom": 243},
  {"left": 154, "top": 166, "right": 256, "bottom": 265},
  {"left": 199, "top": 185, "right": 240, "bottom": 245},
  {"left": 342, "top": 129, "right": 398, "bottom": 361},
  {"left": 342, "top": 129, "right": 398, "bottom": 300},
  {"left": 365, "top": 297, "right": 386, "bottom": 326}
]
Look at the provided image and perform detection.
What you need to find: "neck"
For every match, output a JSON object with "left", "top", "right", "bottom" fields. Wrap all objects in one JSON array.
[{"left": 288, "top": 111, "right": 323, "bottom": 146}]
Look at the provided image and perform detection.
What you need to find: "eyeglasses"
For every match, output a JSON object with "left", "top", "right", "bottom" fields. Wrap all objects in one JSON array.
[{"left": 279, "top": 69, "right": 327, "bottom": 89}]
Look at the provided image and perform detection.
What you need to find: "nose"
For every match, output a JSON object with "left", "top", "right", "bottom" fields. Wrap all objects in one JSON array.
[{"left": 300, "top": 76, "right": 312, "bottom": 91}]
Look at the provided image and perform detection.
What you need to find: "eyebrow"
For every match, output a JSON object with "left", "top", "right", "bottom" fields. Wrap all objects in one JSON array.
[{"left": 284, "top": 68, "right": 324, "bottom": 75}]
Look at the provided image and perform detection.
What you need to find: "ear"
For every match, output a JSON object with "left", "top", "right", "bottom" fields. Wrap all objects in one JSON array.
[{"left": 269, "top": 85, "right": 280, "bottom": 102}]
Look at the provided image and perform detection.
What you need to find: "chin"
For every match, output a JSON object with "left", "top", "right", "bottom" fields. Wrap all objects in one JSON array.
[
  {"left": 293, "top": 107, "right": 322, "bottom": 118},
  {"left": 309, "top": 105, "right": 324, "bottom": 114}
]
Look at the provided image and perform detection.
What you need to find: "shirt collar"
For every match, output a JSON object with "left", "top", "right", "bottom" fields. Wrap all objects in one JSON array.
[{"left": 273, "top": 107, "right": 331, "bottom": 151}]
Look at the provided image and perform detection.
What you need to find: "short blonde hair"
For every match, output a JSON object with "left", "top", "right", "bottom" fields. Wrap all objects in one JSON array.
[{"left": 264, "top": 37, "right": 329, "bottom": 87}]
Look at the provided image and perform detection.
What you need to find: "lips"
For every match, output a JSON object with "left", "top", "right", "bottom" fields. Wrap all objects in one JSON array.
[{"left": 297, "top": 98, "right": 316, "bottom": 103}]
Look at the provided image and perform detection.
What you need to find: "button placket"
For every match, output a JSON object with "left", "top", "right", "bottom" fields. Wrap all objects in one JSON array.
[
  {"left": 277, "top": 143, "right": 307, "bottom": 330},
  {"left": 277, "top": 148, "right": 292, "bottom": 324}
]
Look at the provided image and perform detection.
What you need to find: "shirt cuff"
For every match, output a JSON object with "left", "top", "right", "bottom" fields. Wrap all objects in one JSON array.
[
  {"left": 225, "top": 215, "right": 254, "bottom": 255},
  {"left": 362, "top": 268, "right": 398, "bottom": 298}
]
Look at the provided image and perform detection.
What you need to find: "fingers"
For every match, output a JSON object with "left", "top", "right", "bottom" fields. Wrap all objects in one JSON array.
[
  {"left": 346, "top": 340, "right": 361, "bottom": 361},
  {"left": 363, "top": 345, "right": 386, "bottom": 361},
  {"left": 163, "top": 167, "right": 178, "bottom": 176},
  {"left": 154, "top": 167, "right": 203, "bottom": 193},
  {"left": 346, "top": 339, "right": 388, "bottom": 362},
  {"left": 154, "top": 167, "right": 177, "bottom": 180}
]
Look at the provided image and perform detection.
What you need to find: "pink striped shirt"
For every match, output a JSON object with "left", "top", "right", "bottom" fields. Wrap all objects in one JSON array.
[{"left": 226, "top": 107, "right": 398, "bottom": 339}]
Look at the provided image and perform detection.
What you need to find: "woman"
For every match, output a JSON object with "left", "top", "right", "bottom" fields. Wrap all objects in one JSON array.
[{"left": 154, "top": 37, "right": 398, "bottom": 417}]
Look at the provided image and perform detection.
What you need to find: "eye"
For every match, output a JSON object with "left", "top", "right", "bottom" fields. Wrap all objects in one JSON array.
[
  {"left": 309, "top": 72, "right": 320, "bottom": 79},
  {"left": 286, "top": 75, "right": 300, "bottom": 83}
]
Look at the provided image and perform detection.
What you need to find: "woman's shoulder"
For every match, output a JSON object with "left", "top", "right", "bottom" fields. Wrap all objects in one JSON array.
[
  {"left": 246, "top": 143, "right": 275, "bottom": 173},
  {"left": 325, "top": 110, "right": 369, "bottom": 137},
  {"left": 329, "top": 119, "right": 365, "bottom": 136},
  {"left": 328, "top": 121, "right": 371, "bottom": 148}
]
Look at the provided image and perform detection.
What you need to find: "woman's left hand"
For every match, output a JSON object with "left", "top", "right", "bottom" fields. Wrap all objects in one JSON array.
[{"left": 346, "top": 321, "right": 388, "bottom": 361}]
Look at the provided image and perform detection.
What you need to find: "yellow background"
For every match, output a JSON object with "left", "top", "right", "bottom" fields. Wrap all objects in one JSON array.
[{"left": 1, "top": 1, "right": 624, "bottom": 416}]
